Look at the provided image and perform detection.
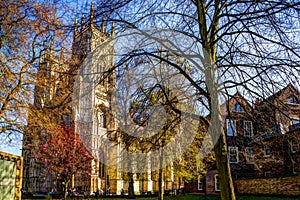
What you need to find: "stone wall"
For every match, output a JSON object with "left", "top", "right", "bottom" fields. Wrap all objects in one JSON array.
[
  {"left": 0, "top": 151, "right": 23, "bottom": 200},
  {"left": 234, "top": 175, "right": 300, "bottom": 196}
]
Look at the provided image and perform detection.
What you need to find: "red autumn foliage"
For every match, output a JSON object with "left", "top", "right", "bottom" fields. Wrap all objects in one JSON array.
[{"left": 36, "top": 125, "right": 93, "bottom": 195}]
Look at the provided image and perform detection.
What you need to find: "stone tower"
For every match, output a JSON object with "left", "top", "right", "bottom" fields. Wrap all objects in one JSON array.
[
  {"left": 71, "top": 3, "right": 119, "bottom": 194},
  {"left": 22, "top": 39, "right": 68, "bottom": 193}
]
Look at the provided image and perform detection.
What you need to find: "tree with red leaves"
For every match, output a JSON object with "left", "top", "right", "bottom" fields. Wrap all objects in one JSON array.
[{"left": 36, "top": 125, "right": 93, "bottom": 199}]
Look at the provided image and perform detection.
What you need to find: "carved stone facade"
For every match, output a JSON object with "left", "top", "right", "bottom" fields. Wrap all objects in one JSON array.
[
  {"left": 71, "top": 4, "right": 118, "bottom": 195},
  {"left": 22, "top": 38, "right": 70, "bottom": 193},
  {"left": 70, "top": 6, "right": 177, "bottom": 195},
  {"left": 22, "top": 5, "right": 179, "bottom": 196}
]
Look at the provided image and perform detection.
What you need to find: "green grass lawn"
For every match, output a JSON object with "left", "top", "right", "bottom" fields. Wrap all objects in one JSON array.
[
  {"left": 166, "top": 194, "right": 298, "bottom": 200},
  {"left": 78, "top": 194, "right": 297, "bottom": 200}
]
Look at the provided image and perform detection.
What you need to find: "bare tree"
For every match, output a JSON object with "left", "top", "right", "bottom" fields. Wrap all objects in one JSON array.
[
  {"left": 89, "top": 1, "right": 300, "bottom": 200},
  {"left": 0, "top": 0, "right": 72, "bottom": 140},
  {"left": 0, "top": 0, "right": 84, "bottom": 194}
]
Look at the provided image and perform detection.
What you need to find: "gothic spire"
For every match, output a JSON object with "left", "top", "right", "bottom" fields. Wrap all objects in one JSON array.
[
  {"left": 81, "top": 13, "right": 85, "bottom": 31},
  {"left": 90, "top": 2, "right": 95, "bottom": 26},
  {"left": 60, "top": 48, "right": 64, "bottom": 63},
  {"left": 74, "top": 18, "right": 78, "bottom": 38},
  {"left": 111, "top": 22, "right": 115, "bottom": 38},
  {"left": 101, "top": 17, "right": 106, "bottom": 33},
  {"left": 49, "top": 37, "right": 54, "bottom": 59}
]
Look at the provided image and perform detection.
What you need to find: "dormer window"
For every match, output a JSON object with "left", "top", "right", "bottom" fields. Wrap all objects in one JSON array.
[
  {"left": 233, "top": 103, "right": 245, "bottom": 112},
  {"left": 288, "top": 96, "right": 299, "bottom": 104}
]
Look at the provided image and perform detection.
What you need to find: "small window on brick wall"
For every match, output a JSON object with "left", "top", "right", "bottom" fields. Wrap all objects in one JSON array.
[
  {"left": 244, "top": 121, "right": 253, "bottom": 137},
  {"left": 227, "top": 119, "right": 236, "bottom": 136},
  {"left": 245, "top": 147, "right": 254, "bottom": 164},
  {"left": 290, "top": 141, "right": 297, "bottom": 153},
  {"left": 264, "top": 171, "right": 271, "bottom": 177},
  {"left": 264, "top": 145, "right": 271, "bottom": 157},
  {"left": 292, "top": 165, "right": 297, "bottom": 174},
  {"left": 228, "top": 146, "right": 239, "bottom": 163},
  {"left": 198, "top": 176, "right": 204, "bottom": 191},
  {"left": 214, "top": 174, "right": 220, "bottom": 191}
]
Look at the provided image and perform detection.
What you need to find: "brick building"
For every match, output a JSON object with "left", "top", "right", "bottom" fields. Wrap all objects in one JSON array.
[
  {"left": 185, "top": 84, "right": 300, "bottom": 194},
  {"left": 254, "top": 84, "right": 300, "bottom": 176}
]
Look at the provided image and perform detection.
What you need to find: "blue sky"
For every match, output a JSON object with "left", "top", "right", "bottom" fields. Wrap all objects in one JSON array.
[{"left": 0, "top": 133, "right": 22, "bottom": 156}]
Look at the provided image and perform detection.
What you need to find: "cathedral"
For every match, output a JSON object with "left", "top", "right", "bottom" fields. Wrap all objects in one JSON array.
[{"left": 22, "top": 4, "right": 180, "bottom": 195}]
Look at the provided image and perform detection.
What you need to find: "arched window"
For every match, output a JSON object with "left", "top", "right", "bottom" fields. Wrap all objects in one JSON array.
[
  {"left": 62, "top": 114, "right": 70, "bottom": 128},
  {"left": 97, "top": 63, "right": 100, "bottom": 73},
  {"left": 288, "top": 95, "right": 299, "bottom": 104},
  {"left": 97, "top": 109, "right": 106, "bottom": 128},
  {"left": 233, "top": 103, "right": 245, "bottom": 112}
]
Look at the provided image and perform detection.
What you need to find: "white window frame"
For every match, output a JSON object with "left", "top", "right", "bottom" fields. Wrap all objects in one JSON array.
[
  {"left": 291, "top": 118, "right": 300, "bottom": 125},
  {"left": 228, "top": 146, "right": 239, "bottom": 163},
  {"left": 244, "top": 121, "right": 253, "bottom": 137},
  {"left": 264, "top": 145, "right": 271, "bottom": 157},
  {"left": 264, "top": 171, "right": 271, "bottom": 177},
  {"left": 198, "top": 176, "right": 204, "bottom": 191},
  {"left": 288, "top": 96, "right": 299, "bottom": 104},
  {"left": 227, "top": 119, "right": 237, "bottom": 136},
  {"left": 233, "top": 103, "right": 245, "bottom": 112},
  {"left": 292, "top": 163, "right": 297, "bottom": 174},
  {"left": 293, "top": 167, "right": 297, "bottom": 174},
  {"left": 214, "top": 174, "right": 220, "bottom": 191},
  {"left": 290, "top": 141, "right": 296, "bottom": 153},
  {"left": 245, "top": 147, "right": 254, "bottom": 164}
]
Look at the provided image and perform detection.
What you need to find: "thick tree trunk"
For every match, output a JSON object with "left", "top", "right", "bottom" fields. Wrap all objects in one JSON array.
[
  {"left": 205, "top": 60, "right": 236, "bottom": 200},
  {"left": 215, "top": 132, "right": 236, "bottom": 200},
  {"left": 158, "top": 168, "right": 164, "bottom": 200},
  {"left": 158, "top": 147, "right": 164, "bottom": 200},
  {"left": 128, "top": 172, "right": 135, "bottom": 198}
]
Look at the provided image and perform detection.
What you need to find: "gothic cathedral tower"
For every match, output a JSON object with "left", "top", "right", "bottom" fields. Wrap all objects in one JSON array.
[{"left": 71, "top": 3, "right": 119, "bottom": 194}]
